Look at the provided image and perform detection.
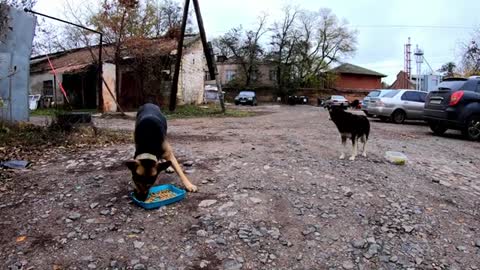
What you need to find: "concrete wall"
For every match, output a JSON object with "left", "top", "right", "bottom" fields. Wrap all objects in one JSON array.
[
  {"left": 178, "top": 39, "right": 206, "bottom": 105},
  {"left": 102, "top": 63, "right": 117, "bottom": 112},
  {"left": 0, "top": 4, "right": 36, "bottom": 122},
  {"left": 30, "top": 72, "right": 64, "bottom": 105}
]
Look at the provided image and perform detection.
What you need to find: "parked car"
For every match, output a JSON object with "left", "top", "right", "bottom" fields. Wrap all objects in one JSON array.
[
  {"left": 424, "top": 77, "right": 480, "bottom": 140},
  {"left": 323, "top": 95, "right": 349, "bottom": 108},
  {"left": 234, "top": 90, "right": 257, "bottom": 106},
  {"left": 288, "top": 95, "right": 309, "bottom": 105},
  {"left": 362, "top": 89, "right": 393, "bottom": 116},
  {"left": 367, "top": 90, "right": 427, "bottom": 124}
]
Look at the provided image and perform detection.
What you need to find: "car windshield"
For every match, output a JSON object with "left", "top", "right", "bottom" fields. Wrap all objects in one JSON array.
[
  {"left": 332, "top": 95, "right": 345, "bottom": 100},
  {"left": 383, "top": 91, "right": 399, "bottom": 98},
  {"left": 239, "top": 91, "right": 255, "bottom": 97},
  {"left": 435, "top": 80, "right": 466, "bottom": 91}
]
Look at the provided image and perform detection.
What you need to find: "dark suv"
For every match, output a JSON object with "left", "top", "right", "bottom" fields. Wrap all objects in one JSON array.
[{"left": 424, "top": 77, "right": 480, "bottom": 140}]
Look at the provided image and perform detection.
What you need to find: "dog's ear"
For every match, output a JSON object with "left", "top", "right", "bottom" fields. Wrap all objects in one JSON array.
[
  {"left": 156, "top": 161, "right": 172, "bottom": 172},
  {"left": 125, "top": 160, "right": 139, "bottom": 172}
]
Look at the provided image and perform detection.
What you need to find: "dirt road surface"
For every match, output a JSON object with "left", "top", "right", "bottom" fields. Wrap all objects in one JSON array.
[{"left": 2, "top": 105, "right": 480, "bottom": 270}]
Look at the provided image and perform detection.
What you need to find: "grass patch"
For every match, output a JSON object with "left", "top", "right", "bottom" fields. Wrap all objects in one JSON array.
[
  {"left": 30, "top": 108, "right": 97, "bottom": 116},
  {"left": 164, "top": 105, "right": 254, "bottom": 119},
  {"left": 30, "top": 105, "right": 254, "bottom": 119}
]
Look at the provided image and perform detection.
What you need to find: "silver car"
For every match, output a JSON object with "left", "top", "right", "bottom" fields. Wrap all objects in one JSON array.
[
  {"left": 367, "top": 90, "right": 427, "bottom": 124},
  {"left": 324, "top": 95, "right": 349, "bottom": 108},
  {"left": 362, "top": 89, "right": 393, "bottom": 117}
]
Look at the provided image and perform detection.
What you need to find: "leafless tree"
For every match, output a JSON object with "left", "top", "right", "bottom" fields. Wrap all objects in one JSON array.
[
  {"left": 215, "top": 14, "right": 268, "bottom": 87},
  {"left": 459, "top": 30, "right": 480, "bottom": 76}
]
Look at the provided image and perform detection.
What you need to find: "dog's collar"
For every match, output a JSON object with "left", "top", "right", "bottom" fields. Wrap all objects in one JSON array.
[{"left": 135, "top": 153, "right": 158, "bottom": 162}]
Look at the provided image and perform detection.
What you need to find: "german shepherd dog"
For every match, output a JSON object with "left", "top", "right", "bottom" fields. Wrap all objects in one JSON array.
[
  {"left": 125, "top": 103, "right": 198, "bottom": 201},
  {"left": 328, "top": 106, "right": 370, "bottom": 161}
]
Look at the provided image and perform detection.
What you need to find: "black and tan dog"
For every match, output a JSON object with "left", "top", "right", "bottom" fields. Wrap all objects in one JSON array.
[
  {"left": 125, "top": 103, "right": 197, "bottom": 201},
  {"left": 328, "top": 106, "right": 370, "bottom": 161}
]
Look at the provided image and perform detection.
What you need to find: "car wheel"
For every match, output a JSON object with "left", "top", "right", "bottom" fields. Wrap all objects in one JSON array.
[
  {"left": 391, "top": 110, "right": 406, "bottom": 124},
  {"left": 235, "top": 102, "right": 239, "bottom": 106},
  {"left": 429, "top": 122, "right": 447, "bottom": 136},
  {"left": 462, "top": 115, "right": 480, "bottom": 141}
]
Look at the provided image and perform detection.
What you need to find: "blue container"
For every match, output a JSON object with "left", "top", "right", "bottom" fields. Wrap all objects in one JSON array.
[{"left": 130, "top": 184, "right": 186, "bottom": 210}]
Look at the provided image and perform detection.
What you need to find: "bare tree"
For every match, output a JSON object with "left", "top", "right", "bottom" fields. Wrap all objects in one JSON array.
[
  {"left": 216, "top": 14, "right": 268, "bottom": 87},
  {"left": 459, "top": 30, "right": 480, "bottom": 76},
  {"left": 268, "top": 5, "right": 300, "bottom": 97},
  {"left": 0, "top": 0, "right": 36, "bottom": 9},
  {"left": 295, "top": 9, "right": 357, "bottom": 86}
]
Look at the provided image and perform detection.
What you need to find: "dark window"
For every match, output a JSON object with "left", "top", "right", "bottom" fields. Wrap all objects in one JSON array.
[
  {"left": 419, "top": 92, "right": 427, "bottom": 102},
  {"left": 269, "top": 70, "right": 277, "bottom": 81},
  {"left": 436, "top": 80, "right": 466, "bottom": 91},
  {"left": 43, "top": 80, "right": 53, "bottom": 96},
  {"left": 401, "top": 91, "right": 423, "bottom": 102},
  {"left": 476, "top": 82, "right": 480, "bottom": 92}
]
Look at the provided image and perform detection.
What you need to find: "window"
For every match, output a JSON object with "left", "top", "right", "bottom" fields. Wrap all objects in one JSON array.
[
  {"left": 225, "top": 70, "right": 236, "bottom": 82},
  {"left": 383, "top": 91, "right": 400, "bottom": 98},
  {"left": 269, "top": 69, "right": 277, "bottom": 81},
  {"left": 401, "top": 91, "right": 424, "bottom": 102},
  {"left": 476, "top": 82, "right": 480, "bottom": 93},
  {"left": 436, "top": 80, "right": 466, "bottom": 91},
  {"left": 419, "top": 92, "right": 427, "bottom": 102},
  {"left": 251, "top": 71, "right": 258, "bottom": 82},
  {"left": 367, "top": 91, "right": 380, "bottom": 97},
  {"left": 43, "top": 80, "right": 53, "bottom": 96}
]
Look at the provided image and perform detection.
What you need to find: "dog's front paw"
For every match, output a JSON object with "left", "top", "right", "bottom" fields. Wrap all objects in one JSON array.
[
  {"left": 349, "top": 156, "right": 356, "bottom": 161},
  {"left": 339, "top": 154, "right": 345, "bottom": 160},
  {"left": 185, "top": 184, "right": 198, "bottom": 192},
  {"left": 362, "top": 153, "right": 367, "bottom": 157}
]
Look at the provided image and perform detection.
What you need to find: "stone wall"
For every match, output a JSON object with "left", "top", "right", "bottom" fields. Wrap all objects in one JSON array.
[{"left": 178, "top": 38, "right": 206, "bottom": 105}]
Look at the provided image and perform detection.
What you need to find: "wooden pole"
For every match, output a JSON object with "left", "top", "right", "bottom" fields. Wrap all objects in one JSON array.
[
  {"left": 192, "top": 0, "right": 215, "bottom": 80},
  {"left": 169, "top": 0, "right": 190, "bottom": 112},
  {"left": 192, "top": 0, "right": 225, "bottom": 112}
]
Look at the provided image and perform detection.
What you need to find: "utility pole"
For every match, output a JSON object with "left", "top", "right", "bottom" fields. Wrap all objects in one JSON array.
[
  {"left": 192, "top": 0, "right": 225, "bottom": 112},
  {"left": 169, "top": 0, "right": 190, "bottom": 112},
  {"left": 169, "top": 0, "right": 225, "bottom": 112}
]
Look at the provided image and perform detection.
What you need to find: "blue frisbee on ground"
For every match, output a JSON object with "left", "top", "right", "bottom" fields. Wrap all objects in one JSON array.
[{"left": 130, "top": 184, "right": 186, "bottom": 210}]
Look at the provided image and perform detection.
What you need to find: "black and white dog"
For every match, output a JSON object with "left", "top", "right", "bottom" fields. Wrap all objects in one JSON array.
[{"left": 328, "top": 106, "right": 370, "bottom": 161}]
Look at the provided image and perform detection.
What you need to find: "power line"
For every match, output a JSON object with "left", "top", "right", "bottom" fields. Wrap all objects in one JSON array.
[{"left": 352, "top": 24, "right": 476, "bottom": 30}]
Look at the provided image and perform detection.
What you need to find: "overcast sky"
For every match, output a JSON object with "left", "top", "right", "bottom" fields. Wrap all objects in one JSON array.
[{"left": 35, "top": 0, "right": 480, "bottom": 84}]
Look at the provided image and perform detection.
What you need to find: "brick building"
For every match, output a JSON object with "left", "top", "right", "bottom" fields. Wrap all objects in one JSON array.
[
  {"left": 329, "top": 63, "right": 387, "bottom": 101},
  {"left": 390, "top": 71, "right": 415, "bottom": 90}
]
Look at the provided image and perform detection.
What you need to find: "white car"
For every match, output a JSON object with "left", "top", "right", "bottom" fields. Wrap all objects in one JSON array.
[{"left": 324, "top": 95, "right": 349, "bottom": 108}]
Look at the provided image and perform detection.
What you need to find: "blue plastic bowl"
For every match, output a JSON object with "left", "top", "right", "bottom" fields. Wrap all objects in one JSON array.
[{"left": 130, "top": 184, "right": 186, "bottom": 210}]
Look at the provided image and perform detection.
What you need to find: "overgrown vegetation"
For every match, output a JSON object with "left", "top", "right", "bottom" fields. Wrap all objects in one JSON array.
[
  {"left": 30, "top": 105, "right": 254, "bottom": 119},
  {"left": 0, "top": 121, "right": 131, "bottom": 163},
  {"left": 163, "top": 105, "right": 255, "bottom": 119}
]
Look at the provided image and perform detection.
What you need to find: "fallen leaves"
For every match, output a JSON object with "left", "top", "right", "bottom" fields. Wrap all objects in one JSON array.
[{"left": 16, "top": 236, "right": 26, "bottom": 243}]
